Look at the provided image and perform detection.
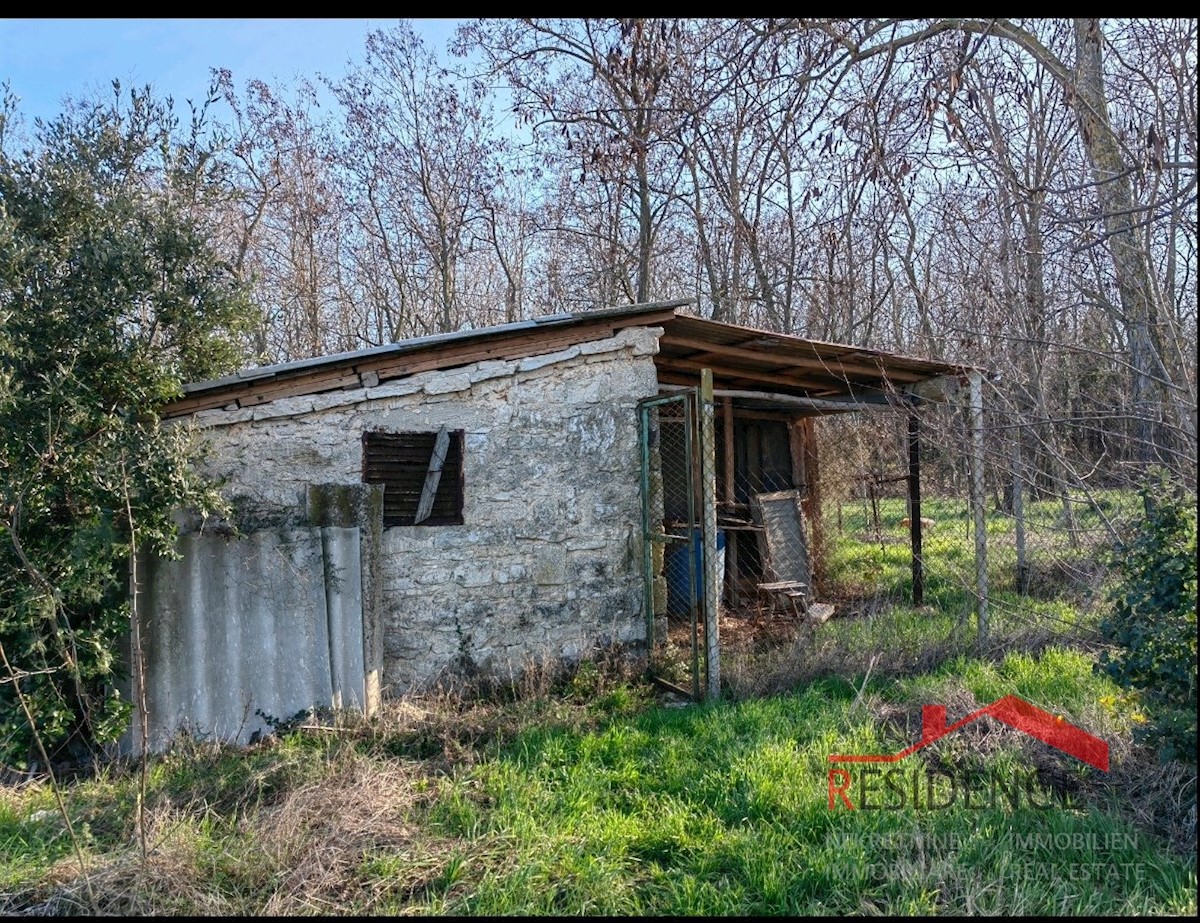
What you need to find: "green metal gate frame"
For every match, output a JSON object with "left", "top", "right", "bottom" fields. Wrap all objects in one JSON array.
[{"left": 639, "top": 390, "right": 707, "bottom": 699}]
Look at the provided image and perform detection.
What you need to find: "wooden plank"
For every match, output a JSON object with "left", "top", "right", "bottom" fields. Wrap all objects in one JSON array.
[
  {"left": 168, "top": 330, "right": 592, "bottom": 416},
  {"left": 656, "top": 370, "right": 703, "bottom": 389},
  {"left": 760, "top": 580, "right": 809, "bottom": 619},
  {"left": 724, "top": 408, "right": 802, "bottom": 422},
  {"left": 366, "top": 310, "right": 673, "bottom": 382},
  {"left": 660, "top": 334, "right": 927, "bottom": 382},
  {"left": 661, "top": 315, "right": 964, "bottom": 376},
  {"left": 657, "top": 381, "right": 883, "bottom": 412},
  {"left": 165, "top": 368, "right": 365, "bottom": 416},
  {"left": 164, "top": 391, "right": 246, "bottom": 416},
  {"left": 414, "top": 425, "right": 451, "bottom": 525},
  {"left": 660, "top": 357, "right": 907, "bottom": 400},
  {"left": 165, "top": 308, "right": 677, "bottom": 419},
  {"left": 657, "top": 355, "right": 835, "bottom": 391},
  {"left": 236, "top": 374, "right": 363, "bottom": 407},
  {"left": 239, "top": 368, "right": 364, "bottom": 401},
  {"left": 368, "top": 325, "right": 618, "bottom": 382},
  {"left": 789, "top": 417, "right": 806, "bottom": 494}
]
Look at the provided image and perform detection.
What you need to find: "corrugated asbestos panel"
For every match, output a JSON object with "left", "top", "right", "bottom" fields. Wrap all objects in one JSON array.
[{"left": 129, "top": 527, "right": 364, "bottom": 750}]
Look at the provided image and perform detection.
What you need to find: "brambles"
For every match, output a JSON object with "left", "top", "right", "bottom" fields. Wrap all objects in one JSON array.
[{"left": 1097, "top": 473, "right": 1197, "bottom": 765}]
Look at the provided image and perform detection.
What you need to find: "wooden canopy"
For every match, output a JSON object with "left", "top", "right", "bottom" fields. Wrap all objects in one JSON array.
[{"left": 656, "top": 314, "right": 970, "bottom": 410}]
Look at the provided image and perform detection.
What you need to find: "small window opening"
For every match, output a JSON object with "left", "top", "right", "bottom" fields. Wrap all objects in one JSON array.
[{"left": 362, "top": 428, "right": 464, "bottom": 526}]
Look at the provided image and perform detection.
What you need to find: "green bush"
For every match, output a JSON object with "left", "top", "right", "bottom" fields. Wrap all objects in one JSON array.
[
  {"left": 1, "top": 85, "right": 254, "bottom": 765},
  {"left": 1097, "top": 473, "right": 1197, "bottom": 763}
]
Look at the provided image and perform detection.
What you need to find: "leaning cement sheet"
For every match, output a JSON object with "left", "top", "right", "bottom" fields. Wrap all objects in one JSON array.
[
  {"left": 133, "top": 527, "right": 363, "bottom": 750},
  {"left": 322, "top": 526, "right": 366, "bottom": 711}
]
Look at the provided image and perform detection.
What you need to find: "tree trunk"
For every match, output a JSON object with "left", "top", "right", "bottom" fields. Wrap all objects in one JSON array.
[
  {"left": 636, "top": 149, "right": 652, "bottom": 303},
  {"left": 1071, "top": 18, "right": 1163, "bottom": 469}
]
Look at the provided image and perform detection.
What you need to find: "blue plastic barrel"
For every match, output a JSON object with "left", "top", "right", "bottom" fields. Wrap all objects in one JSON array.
[{"left": 665, "top": 527, "right": 726, "bottom": 615}]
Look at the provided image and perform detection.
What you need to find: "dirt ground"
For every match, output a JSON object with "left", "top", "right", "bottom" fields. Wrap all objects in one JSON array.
[
  {"left": 664, "top": 604, "right": 806, "bottom": 653},
  {"left": 662, "top": 591, "right": 896, "bottom": 656}
]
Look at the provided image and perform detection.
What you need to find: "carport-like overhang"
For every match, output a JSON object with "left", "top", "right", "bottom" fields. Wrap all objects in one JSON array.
[{"left": 650, "top": 312, "right": 985, "bottom": 622}]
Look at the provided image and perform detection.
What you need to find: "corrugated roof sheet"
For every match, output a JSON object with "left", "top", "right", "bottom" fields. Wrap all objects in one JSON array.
[
  {"left": 165, "top": 300, "right": 976, "bottom": 417},
  {"left": 182, "top": 300, "right": 693, "bottom": 395}
]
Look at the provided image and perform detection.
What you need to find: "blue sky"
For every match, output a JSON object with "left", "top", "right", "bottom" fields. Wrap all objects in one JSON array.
[{"left": 1, "top": 18, "right": 461, "bottom": 126}]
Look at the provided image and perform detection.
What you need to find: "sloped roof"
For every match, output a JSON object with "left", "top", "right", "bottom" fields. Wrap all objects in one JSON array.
[
  {"left": 656, "top": 313, "right": 970, "bottom": 405},
  {"left": 164, "top": 300, "right": 972, "bottom": 417}
]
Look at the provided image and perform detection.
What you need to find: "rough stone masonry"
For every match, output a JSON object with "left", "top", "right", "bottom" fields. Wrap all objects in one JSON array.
[{"left": 185, "top": 326, "right": 664, "bottom": 692}]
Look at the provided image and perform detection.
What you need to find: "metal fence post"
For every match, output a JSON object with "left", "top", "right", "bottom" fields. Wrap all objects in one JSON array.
[
  {"left": 908, "top": 410, "right": 924, "bottom": 607},
  {"left": 700, "top": 369, "right": 720, "bottom": 700},
  {"left": 1011, "top": 427, "right": 1028, "bottom": 595},
  {"left": 639, "top": 403, "right": 655, "bottom": 648},
  {"left": 969, "top": 371, "right": 989, "bottom": 645}
]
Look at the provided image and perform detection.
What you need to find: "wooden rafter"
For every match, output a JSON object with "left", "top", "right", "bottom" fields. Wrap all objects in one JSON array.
[
  {"left": 660, "top": 334, "right": 926, "bottom": 382},
  {"left": 656, "top": 355, "right": 866, "bottom": 392},
  {"left": 165, "top": 303, "right": 975, "bottom": 419}
]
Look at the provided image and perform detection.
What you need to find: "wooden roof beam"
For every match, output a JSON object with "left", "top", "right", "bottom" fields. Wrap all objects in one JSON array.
[
  {"left": 165, "top": 313, "right": 672, "bottom": 418},
  {"left": 661, "top": 333, "right": 928, "bottom": 382},
  {"left": 656, "top": 353, "right": 909, "bottom": 396}
]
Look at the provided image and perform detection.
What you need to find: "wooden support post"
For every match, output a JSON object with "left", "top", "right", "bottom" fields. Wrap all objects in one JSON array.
[
  {"left": 414, "top": 425, "right": 450, "bottom": 525},
  {"left": 789, "top": 417, "right": 806, "bottom": 491},
  {"left": 969, "top": 372, "right": 989, "bottom": 644},
  {"left": 789, "top": 417, "right": 809, "bottom": 584},
  {"left": 700, "top": 369, "right": 720, "bottom": 701},
  {"left": 722, "top": 397, "right": 738, "bottom": 605},
  {"left": 907, "top": 410, "right": 924, "bottom": 606},
  {"left": 799, "top": 417, "right": 824, "bottom": 596}
]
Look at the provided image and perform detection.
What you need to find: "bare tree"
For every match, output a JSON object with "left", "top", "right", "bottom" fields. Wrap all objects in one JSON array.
[
  {"left": 462, "top": 18, "right": 694, "bottom": 305},
  {"left": 801, "top": 18, "right": 1195, "bottom": 474},
  {"left": 332, "top": 22, "right": 498, "bottom": 337},
  {"left": 215, "top": 73, "right": 347, "bottom": 361}
]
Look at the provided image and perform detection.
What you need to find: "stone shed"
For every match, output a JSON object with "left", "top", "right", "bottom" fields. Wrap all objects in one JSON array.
[{"left": 140, "top": 300, "right": 973, "bottom": 746}]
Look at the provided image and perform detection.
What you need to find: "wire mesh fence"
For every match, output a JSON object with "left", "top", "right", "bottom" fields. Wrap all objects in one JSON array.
[
  {"left": 812, "top": 383, "right": 1187, "bottom": 645},
  {"left": 643, "top": 373, "right": 1195, "bottom": 700},
  {"left": 641, "top": 393, "right": 705, "bottom": 698}
]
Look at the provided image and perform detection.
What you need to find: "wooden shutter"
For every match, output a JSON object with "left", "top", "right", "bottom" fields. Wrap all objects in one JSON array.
[{"left": 362, "top": 430, "right": 465, "bottom": 526}]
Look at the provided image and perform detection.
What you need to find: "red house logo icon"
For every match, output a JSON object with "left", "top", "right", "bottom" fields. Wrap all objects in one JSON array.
[{"left": 829, "top": 695, "right": 1109, "bottom": 771}]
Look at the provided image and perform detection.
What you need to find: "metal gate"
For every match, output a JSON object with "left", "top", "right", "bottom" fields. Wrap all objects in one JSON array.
[{"left": 639, "top": 388, "right": 718, "bottom": 699}]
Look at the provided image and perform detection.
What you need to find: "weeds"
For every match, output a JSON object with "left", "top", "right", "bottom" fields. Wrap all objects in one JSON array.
[{"left": 1, "top": 491, "right": 1194, "bottom": 915}]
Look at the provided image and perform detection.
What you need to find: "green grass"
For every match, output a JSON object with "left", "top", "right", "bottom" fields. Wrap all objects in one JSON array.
[
  {"left": 1, "top": 640, "right": 1194, "bottom": 916},
  {"left": 1, "top": 487, "right": 1192, "bottom": 915},
  {"left": 413, "top": 654, "right": 1191, "bottom": 916},
  {"left": 823, "top": 490, "right": 1137, "bottom": 605}
]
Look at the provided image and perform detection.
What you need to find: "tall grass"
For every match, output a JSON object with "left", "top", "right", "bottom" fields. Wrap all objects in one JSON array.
[
  {"left": 1, "top": 488, "right": 1192, "bottom": 916},
  {"left": 2, "top": 641, "right": 1194, "bottom": 915}
]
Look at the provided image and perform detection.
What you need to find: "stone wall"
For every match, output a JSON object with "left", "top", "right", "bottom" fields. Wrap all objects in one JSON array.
[{"left": 187, "top": 326, "right": 662, "bottom": 691}]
